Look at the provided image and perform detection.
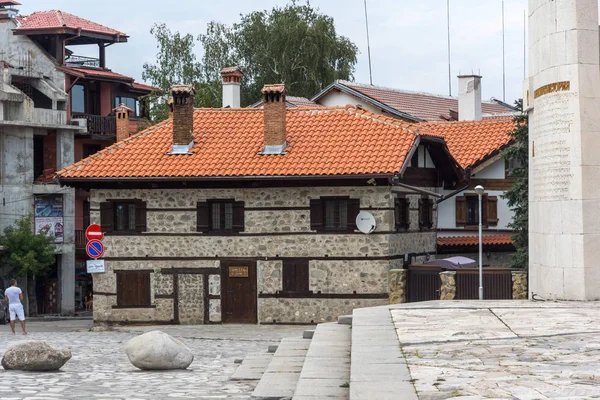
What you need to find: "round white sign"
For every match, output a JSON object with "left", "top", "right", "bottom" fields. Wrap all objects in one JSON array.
[{"left": 356, "top": 211, "right": 376, "bottom": 234}]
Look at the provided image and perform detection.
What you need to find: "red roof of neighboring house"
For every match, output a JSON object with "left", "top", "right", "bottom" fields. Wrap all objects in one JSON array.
[
  {"left": 287, "top": 96, "right": 322, "bottom": 107},
  {"left": 58, "top": 67, "right": 154, "bottom": 93},
  {"left": 325, "top": 80, "right": 514, "bottom": 122},
  {"left": 437, "top": 235, "right": 513, "bottom": 247},
  {"left": 15, "top": 10, "right": 126, "bottom": 37},
  {"left": 57, "top": 106, "right": 421, "bottom": 179},
  {"left": 61, "top": 66, "right": 133, "bottom": 82},
  {"left": 418, "top": 118, "right": 515, "bottom": 168},
  {"left": 0, "top": 1, "right": 22, "bottom": 6}
]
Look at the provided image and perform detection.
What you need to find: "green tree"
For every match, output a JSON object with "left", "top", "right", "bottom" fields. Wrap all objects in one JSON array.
[
  {"left": 501, "top": 100, "right": 528, "bottom": 269},
  {"left": 199, "top": 1, "right": 359, "bottom": 106},
  {"left": 0, "top": 215, "right": 56, "bottom": 316},
  {"left": 142, "top": 23, "right": 203, "bottom": 122},
  {"left": 142, "top": 1, "right": 359, "bottom": 120}
]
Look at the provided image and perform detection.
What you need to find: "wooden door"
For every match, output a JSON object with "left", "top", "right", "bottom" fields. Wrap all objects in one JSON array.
[{"left": 221, "top": 261, "right": 257, "bottom": 323}]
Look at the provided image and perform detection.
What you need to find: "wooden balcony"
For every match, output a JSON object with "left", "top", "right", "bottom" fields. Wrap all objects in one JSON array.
[{"left": 72, "top": 113, "right": 116, "bottom": 136}]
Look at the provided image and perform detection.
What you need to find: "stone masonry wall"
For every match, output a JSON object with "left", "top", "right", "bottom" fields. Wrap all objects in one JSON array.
[{"left": 91, "top": 186, "right": 438, "bottom": 323}]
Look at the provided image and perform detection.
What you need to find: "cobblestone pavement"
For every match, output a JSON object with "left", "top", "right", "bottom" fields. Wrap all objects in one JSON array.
[
  {"left": 391, "top": 301, "right": 600, "bottom": 399},
  {"left": 0, "top": 321, "right": 312, "bottom": 399}
]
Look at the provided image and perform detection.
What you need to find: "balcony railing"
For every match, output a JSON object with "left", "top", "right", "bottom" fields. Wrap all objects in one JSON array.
[
  {"left": 75, "top": 230, "right": 86, "bottom": 249},
  {"left": 65, "top": 55, "right": 100, "bottom": 68},
  {"left": 72, "top": 113, "right": 116, "bottom": 136}
]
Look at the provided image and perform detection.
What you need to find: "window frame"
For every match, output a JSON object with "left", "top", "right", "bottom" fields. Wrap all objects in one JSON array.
[
  {"left": 114, "top": 96, "right": 140, "bottom": 117},
  {"left": 113, "top": 201, "right": 137, "bottom": 233},
  {"left": 465, "top": 194, "right": 488, "bottom": 228},
  {"left": 82, "top": 143, "right": 102, "bottom": 159},
  {"left": 115, "top": 270, "right": 153, "bottom": 308},
  {"left": 100, "top": 199, "right": 147, "bottom": 234},
  {"left": 322, "top": 197, "right": 350, "bottom": 232},
  {"left": 197, "top": 199, "right": 245, "bottom": 234},
  {"left": 71, "top": 84, "right": 86, "bottom": 114},
  {"left": 310, "top": 196, "right": 360, "bottom": 233},
  {"left": 208, "top": 199, "right": 235, "bottom": 233}
]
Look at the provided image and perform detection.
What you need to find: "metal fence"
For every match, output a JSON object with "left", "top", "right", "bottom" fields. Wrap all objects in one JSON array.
[
  {"left": 455, "top": 268, "right": 513, "bottom": 300},
  {"left": 407, "top": 265, "right": 442, "bottom": 302}
]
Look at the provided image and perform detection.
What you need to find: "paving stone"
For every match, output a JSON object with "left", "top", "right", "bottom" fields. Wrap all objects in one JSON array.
[
  {"left": 231, "top": 352, "right": 273, "bottom": 381},
  {"left": 0, "top": 323, "right": 310, "bottom": 400}
]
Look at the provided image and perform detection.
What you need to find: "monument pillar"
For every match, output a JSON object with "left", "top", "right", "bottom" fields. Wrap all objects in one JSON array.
[{"left": 526, "top": 0, "right": 600, "bottom": 300}]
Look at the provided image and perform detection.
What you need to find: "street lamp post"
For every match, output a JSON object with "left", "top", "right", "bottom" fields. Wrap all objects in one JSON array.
[{"left": 475, "top": 185, "right": 485, "bottom": 300}]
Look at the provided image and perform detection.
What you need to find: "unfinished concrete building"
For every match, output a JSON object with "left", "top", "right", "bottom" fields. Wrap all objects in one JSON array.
[{"left": 0, "top": 0, "right": 152, "bottom": 314}]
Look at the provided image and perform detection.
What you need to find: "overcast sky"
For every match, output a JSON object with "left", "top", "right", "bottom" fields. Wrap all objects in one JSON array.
[{"left": 21, "top": 0, "right": 528, "bottom": 104}]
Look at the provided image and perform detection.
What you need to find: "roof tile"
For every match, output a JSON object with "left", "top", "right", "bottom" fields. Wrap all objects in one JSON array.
[
  {"left": 16, "top": 10, "right": 126, "bottom": 36},
  {"left": 437, "top": 235, "right": 513, "bottom": 247}
]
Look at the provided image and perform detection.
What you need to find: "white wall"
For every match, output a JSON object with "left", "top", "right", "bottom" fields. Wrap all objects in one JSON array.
[
  {"left": 472, "top": 159, "right": 505, "bottom": 179},
  {"left": 437, "top": 158, "right": 513, "bottom": 232}
]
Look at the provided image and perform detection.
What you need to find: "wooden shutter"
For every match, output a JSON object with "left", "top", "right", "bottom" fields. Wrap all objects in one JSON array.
[
  {"left": 309, "top": 199, "right": 323, "bottom": 231},
  {"left": 135, "top": 200, "right": 147, "bottom": 232},
  {"left": 196, "top": 202, "right": 209, "bottom": 232},
  {"left": 486, "top": 196, "right": 498, "bottom": 226},
  {"left": 282, "top": 260, "right": 309, "bottom": 292},
  {"left": 427, "top": 199, "right": 434, "bottom": 229},
  {"left": 418, "top": 199, "right": 425, "bottom": 229},
  {"left": 456, "top": 196, "right": 466, "bottom": 227},
  {"left": 347, "top": 199, "right": 361, "bottom": 231},
  {"left": 117, "top": 271, "right": 151, "bottom": 307},
  {"left": 395, "top": 198, "right": 409, "bottom": 231},
  {"left": 100, "top": 201, "right": 113, "bottom": 233},
  {"left": 232, "top": 201, "right": 245, "bottom": 232}
]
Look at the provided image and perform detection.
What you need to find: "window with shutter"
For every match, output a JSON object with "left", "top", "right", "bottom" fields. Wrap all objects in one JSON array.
[
  {"left": 205, "top": 199, "right": 243, "bottom": 233},
  {"left": 486, "top": 196, "right": 498, "bottom": 226},
  {"left": 116, "top": 271, "right": 151, "bottom": 307},
  {"left": 135, "top": 200, "right": 147, "bottom": 232},
  {"left": 282, "top": 260, "right": 310, "bottom": 293},
  {"left": 113, "top": 201, "right": 137, "bottom": 233},
  {"left": 395, "top": 198, "right": 410, "bottom": 232},
  {"left": 465, "top": 194, "right": 488, "bottom": 227},
  {"left": 311, "top": 197, "right": 360, "bottom": 232}
]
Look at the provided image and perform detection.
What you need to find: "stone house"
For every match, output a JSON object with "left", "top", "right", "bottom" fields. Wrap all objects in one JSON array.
[{"left": 56, "top": 72, "right": 465, "bottom": 324}]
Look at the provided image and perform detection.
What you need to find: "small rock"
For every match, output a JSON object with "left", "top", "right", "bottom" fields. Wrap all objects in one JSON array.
[
  {"left": 2, "top": 340, "right": 72, "bottom": 371},
  {"left": 125, "top": 331, "right": 193, "bottom": 370}
]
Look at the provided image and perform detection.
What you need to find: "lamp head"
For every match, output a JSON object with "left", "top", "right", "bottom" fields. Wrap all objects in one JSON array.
[{"left": 474, "top": 185, "right": 485, "bottom": 195}]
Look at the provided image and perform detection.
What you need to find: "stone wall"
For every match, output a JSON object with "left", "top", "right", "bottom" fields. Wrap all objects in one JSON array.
[
  {"left": 388, "top": 269, "right": 407, "bottom": 304},
  {"left": 512, "top": 271, "right": 528, "bottom": 300},
  {"left": 440, "top": 271, "right": 456, "bottom": 300},
  {"left": 90, "top": 186, "right": 437, "bottom": 324}
]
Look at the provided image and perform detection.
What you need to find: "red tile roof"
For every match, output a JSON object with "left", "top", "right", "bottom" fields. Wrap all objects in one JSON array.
[
  {"left": 16, "top": 10, "right": 126, "bottom": 37},
  {"left": 57, "top": 106, "right": 420, "bottom": 180},
  {"left": 334, "top": 81, "right": 513, "bottom": 122},
  {"left": 0, "top": 1, "right": 21, "bottom": 6},
  {"left": 287, "top": 96, "right": 322, "bottom": 107},
  {"left": 437, "top": 235, "right": 513, "bottom": 247},
  {"left": 61, "top": 67, "right": 133, "bottom": 82},
  {"left": 418, "top": 118, "right": 515, "bottom": 168},
  {"left": 131, "top": 82, "right": 157, "bottom": 92}
]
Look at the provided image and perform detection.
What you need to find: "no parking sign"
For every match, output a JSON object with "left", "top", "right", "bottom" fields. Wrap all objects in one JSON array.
[{"left": 86, "top": 239, "right": 104, "bottom": 259}]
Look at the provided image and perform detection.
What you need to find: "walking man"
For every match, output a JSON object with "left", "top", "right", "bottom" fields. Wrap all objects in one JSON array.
[{"left": 5, "top": 279, "right": 26, "bottom": 335}]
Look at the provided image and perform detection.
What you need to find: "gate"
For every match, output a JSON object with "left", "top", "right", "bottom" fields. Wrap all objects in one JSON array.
[
  {"left": 455, "top": 268, "right": 513, "bottom": 300},
  {"left": 407, "top": 265, "right": 441, "bottom": 302}
]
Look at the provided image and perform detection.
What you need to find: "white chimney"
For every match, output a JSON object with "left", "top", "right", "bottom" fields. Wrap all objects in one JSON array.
[
  {"left": 458, "top": 75, "right": 482, "bottom": 121},
  {"left": 220, "top": 66, "right": 243, "bottom": 108}
]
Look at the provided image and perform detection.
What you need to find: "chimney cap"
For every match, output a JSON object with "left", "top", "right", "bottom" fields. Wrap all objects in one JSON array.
[
  {"left": 170, "top": 84, "right": 195, "bottom": 95},
  {"left": 220, "top": 66, "right": 244, "bottom": 77},
  {"left": 112, "top": 102, "right": 133, "bottom": 113},
  {"left": 457, "top": 74, "right": 482, "bottom": 79},
  {"left": 261, "top": 84, "right": 287, "bottom": 95}
]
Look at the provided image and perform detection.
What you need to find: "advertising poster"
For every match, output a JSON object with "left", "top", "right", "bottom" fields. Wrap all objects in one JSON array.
[{"left": 34, "top": 195, "right": 64, "bottom": 243}]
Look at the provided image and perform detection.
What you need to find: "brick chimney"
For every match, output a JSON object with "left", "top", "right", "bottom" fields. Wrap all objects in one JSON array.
[
  {"left": 260, "top": 84, "right": 287, "bottom": 155},
  {"left": 458, "top": 75, "right": 482, "bottom": 121},
  {"left": 220, "top": 66, "right": 243, "bottom": 108},
  {"left": 113, "top": 103, "right": 132, "bottom": 142},
  {"left": 170, "top": 84, "right": 195, "bottom": 154}
]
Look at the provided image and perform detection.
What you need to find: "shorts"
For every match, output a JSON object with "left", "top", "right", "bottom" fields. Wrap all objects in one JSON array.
[{"left": 9, "top": 303, "right": 24, "bottom": 321}]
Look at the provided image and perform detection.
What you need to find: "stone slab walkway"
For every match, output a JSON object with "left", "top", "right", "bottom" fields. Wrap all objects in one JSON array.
[
  {"left": 391, "top": 300, "right": 600, "bottom": 399},
  {"left": 0, "top": 323, "right": 310, "bottom": 400}
]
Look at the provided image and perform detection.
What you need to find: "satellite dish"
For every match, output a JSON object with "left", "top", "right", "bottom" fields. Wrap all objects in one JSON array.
[{"left": 356, "top": 211, "right": 376, "bottom": 234}]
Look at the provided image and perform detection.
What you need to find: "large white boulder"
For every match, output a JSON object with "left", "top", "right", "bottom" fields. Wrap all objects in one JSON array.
[
  {"left": 125, "top": 330, "right": 193, "bottom": 370},
  {"left": 2, "top": 340, "right": 72, "bottom": 371}
]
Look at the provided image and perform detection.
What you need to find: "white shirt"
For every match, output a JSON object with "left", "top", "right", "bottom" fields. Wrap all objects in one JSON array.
[{"left": 4, "top": 287, "right": 21, "bottom": 305}]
